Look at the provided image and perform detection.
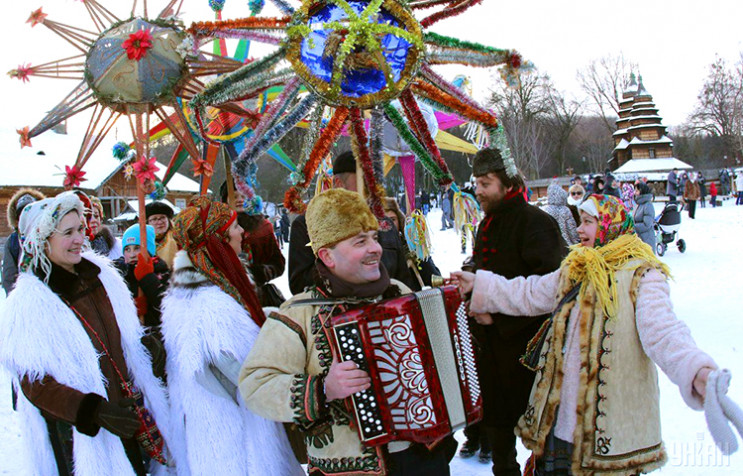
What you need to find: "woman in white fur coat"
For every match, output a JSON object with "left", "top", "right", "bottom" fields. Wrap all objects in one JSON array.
[
  {"left": 161, "top": 196, "right": 302, "bottom": 476},
  {"left": 453, "top": 194, "right": 718, "bottom": 476},
  {"left": 0, "top": 192, "right": 174, "bottom": 476}
]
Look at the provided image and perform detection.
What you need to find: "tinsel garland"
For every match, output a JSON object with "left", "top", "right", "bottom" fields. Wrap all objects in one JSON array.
[
  {"left": 240, "top": 77, "right": 302, "bottom": 156},
  {"left": 314, "top": 155, "right": 334, "bottom": 196},
  {"left": 408, "top": 0, "right": 453, "bottom": 10},
  {"left": 292, "top": 105, "right": 325, "bottom": 186},
  {"left": 489, "top": 124, "right": 518, "bottom": 178},
  {"left": 268, "top": 0, "right": 295, "bottom": 15},
  {"left": 188, "top": 17, "right": 290, "bottom": 37},
  {"left": 404, "top": 210, "right": 432, "bottom": 261},
  {"left": 453, "top": 190, "right": 480, "bottom": 235},
  {"left": 399, "top": 89, "right": 450, "bottom": 179},
  {"left": 191, "top": 47, "right": 285, "bottom": 110},
  {"left": 284, "top": 107, "right": 349, "bottom": 213},
  {"left": 238, "top": 93, "right": 317, "bottom": 165},
  {"left": 426, "top": 49, "right": 511, "bottom": 68},
  {"left": 383, "top": 102, "right": 452, "bottom": 185},
  {"left": 210, "top": 68, "right": 294, "bottom": 106},
  {"left": 369, "top": 108, "right": 385, "bottom": 185},
  {"left": 207, "top": 29, "right": 283, "bottom": 45},
  {"left": 420, "top": 0, "right": 484, "bottom": 28},
  {"left": 349, "top": 107, "right": 387, "bottom": 225},
  {"left": 233, "top": 160, "right": 264, "bottom": 215},
  {"left": 420, "top": 63, "right": 491, "bottom": 117},
  {"left": 423, "top": 31, "right": 504, "bottom": 55},
  {"left": 411, "top": 80, "right": 498, "bottom": 128}
]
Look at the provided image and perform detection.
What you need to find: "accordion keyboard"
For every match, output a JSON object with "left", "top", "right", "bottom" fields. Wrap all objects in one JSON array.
[{"left": 334, "top": 322, "right": 387, "bottom": 441}]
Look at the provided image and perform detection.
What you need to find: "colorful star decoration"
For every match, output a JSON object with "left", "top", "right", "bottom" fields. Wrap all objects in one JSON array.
[
  {"left": 122, "top": 29, "right": 153, "bottom": 61},
  {"left": 191, "top": 158, "right": 214, "bottom": 178}
]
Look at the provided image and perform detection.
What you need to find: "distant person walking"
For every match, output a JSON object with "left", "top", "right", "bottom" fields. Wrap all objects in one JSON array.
[
  {"left": 736, "top": 172, "right": 743, "bottom": 205},
  {"left": 709, "top": 181, "right": 718, "bottom": 207},
  {"left": 683, "top": 172, "right": 701, "bottom": 219},
  {"left": 667, "top": 168, "right": 679, "bottom": 202}
]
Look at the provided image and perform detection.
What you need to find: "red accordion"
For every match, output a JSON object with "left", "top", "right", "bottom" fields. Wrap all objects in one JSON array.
[{"left": 330, "top": 285, "right": 482, "bottom": 446}]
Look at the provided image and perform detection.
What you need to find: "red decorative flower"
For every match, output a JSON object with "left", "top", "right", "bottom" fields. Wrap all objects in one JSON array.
[
  {"left": 27, "top": 8, "right": 48, "bottom": 27},
  {"left": 17, "top": 126, "right": 32, "bottom": 148},
  {"left": 191, "top": 158, "right": 214, "bottom": 177},
  {"left": 508, "top": 52, "right": 522, "bottom": 70},
  {"left": 63, "top": 165, "right": 87, "bottom": 189},
  {"left": 122, "top": 29, "right": 153, "bottom": 61},
  {"left": 132, "top": 156, "right": 160, "bottom": 183},
  {"left": 9, "top": 64, "right": 33, "bottom": 83}
]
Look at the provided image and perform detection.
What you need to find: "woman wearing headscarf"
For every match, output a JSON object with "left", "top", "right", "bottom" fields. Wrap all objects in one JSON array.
[
  {"left": 453, "top": 195, "right": 719, "bottom": 476},
  {"left": 0, "top": 192, "right": 173, "bottom": 476},
  {"left": 160, "top": 196, "right": 302, "bottom": 476},
  {"left": 89, "top": 196, "right": 123, "bottom": 260}
]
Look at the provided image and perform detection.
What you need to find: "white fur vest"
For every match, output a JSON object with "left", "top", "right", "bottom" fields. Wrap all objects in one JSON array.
[
  {"left": 0, "top": 251, "right": 174, "bottom": 476},
  {"left": 161, "top": 251, "right": 302, "bottom": 476}
]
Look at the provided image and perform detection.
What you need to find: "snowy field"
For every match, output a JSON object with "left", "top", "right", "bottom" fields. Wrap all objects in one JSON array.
[{"left": 1, "top": 199, "right": 742, "bottom": 475}]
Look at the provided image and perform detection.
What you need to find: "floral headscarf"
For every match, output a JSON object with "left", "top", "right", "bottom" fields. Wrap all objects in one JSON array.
[
  {"left": 172, "top": 196, "right": 265, "bottom": 326},
  {"left": 578, "top": 194, "right": 635, "bottom": 248},
  {"left": 565, "top": 194, "right": 669, "bottom": 318}
]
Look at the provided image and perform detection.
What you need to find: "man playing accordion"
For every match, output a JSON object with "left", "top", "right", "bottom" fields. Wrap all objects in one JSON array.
[{"left": 240, "top": 189, "right": 454, "bottom": 476}]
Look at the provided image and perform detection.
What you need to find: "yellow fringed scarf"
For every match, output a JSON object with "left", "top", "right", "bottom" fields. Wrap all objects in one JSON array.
[{"left": 563, "top": 233, "right": 672, "bottom": 319}]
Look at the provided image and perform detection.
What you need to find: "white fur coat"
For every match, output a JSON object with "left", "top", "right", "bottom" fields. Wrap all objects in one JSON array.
[
  {"left": 0, "top": 251, "right": 175, "bottom": 476},
  {"left": 161, "top": 251, "right": 302, "bottom": 476}
]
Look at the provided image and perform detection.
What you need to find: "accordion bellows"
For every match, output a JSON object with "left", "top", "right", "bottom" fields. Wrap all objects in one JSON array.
[{"left": 331, "top": 286, "right": 482, "bottom": 446}]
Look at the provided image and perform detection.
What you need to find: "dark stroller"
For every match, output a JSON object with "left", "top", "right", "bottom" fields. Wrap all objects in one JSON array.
[{"left": 654, "top": 201, "right": 686, "bottom": 256}]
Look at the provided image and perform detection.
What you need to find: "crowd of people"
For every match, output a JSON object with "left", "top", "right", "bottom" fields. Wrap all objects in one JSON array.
[{"left": 0, "top": 148, "right": 738, "bottom": 476}]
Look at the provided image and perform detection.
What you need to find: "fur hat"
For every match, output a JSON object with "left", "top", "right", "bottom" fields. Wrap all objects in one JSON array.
[
  {"left": 6, "top": 188, "right": 45, "bottom": 229},
  {"left": 332, "top": 151, "right": 356, "bottom": 175},
  {"left": 472, "top": 148, "right": 505, "bottom": 177},
  {"left": 306, "top": 189, "right": 378, "bottom": 255},
  {"left": 145, "top": 201, "right": 174, "bottom": 219}
]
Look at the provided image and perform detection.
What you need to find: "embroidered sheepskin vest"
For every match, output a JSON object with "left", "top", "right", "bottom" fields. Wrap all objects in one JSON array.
[{"left": 516, "top": 261, "right": 667, "bottom": 476}]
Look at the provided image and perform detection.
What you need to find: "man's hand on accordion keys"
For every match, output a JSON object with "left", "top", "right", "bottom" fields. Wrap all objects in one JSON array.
[{"left": 324, "top": 356, "right": 371, "bottom": 402}]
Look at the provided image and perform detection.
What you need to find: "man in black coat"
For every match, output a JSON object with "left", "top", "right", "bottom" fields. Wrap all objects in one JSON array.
[
  {"left": 288, "top": 151, "right": 415, "bottom": 295},
  {"left": 466, "top": 148, "right": 565, "bottom": 476}
]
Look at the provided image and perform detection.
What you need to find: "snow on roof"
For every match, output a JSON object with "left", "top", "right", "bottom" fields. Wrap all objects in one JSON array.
[
  {"left": 614, "top": 158, "right": 692, "bottom": 174},
  {"left": 613, "top": 138, "right": 630, "bottom": 150},
  {"left": 632, "top": 102, "right": 655, "bottom": 107},
  {"left": 112, "top": 198, "right": 181, "bottom": 221},
  {"left": 628, "top": 135, "right": 673, "bottom": 145},
  {"left": 0, "top": 127, "right": 199, "bottom": 193},
  {"left": 613, "top": 128, "right": 628, "bottom": 136},
  {"left": 627, "top": 123, "right": 666, "bottom": 132},
  {"left": 632, "top": 106, "right": 658, "bottom": 112},
  {"left": 627, "top": 114, "right": 661, "bottom": 121}
]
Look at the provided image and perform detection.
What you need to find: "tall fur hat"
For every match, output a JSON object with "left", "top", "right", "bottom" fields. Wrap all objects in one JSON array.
[
  {"left": 6, "top": 188, "right": 45, "bottom": 229},
  {"left": 472, "top": 148, "right": 505, "bottom": 177},
  {"left": 306, "top": 189, "right": 378, "bottom": 255}
]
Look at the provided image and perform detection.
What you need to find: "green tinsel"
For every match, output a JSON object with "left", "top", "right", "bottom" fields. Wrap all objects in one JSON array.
[
  {"left": 383, "top": 103, "right": 451, "bottom": 184},
  {"left": 423, "top": 31, "right": 503, "bottom": 54}
]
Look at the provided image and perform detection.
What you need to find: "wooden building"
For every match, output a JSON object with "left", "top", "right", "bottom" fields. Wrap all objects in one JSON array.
[
  {"left": 0, "top": 128, "right": 199, "bottom": 239},
  {"left": 610, "top": 73, "right": 675, "bottom": 170}
]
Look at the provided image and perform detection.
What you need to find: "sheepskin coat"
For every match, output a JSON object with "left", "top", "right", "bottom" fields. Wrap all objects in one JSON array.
[
  {"left": 161, "top": 251, "right": 302, "bottom": 476},
  {"left": 0, "top": 251, "right": 174, "bottom": 476},
  {"left": 470, "top": 262, "right": 716, "bottom": 475}
]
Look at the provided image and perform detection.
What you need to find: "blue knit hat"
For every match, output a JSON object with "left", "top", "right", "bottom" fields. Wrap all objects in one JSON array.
[{"left": 122, "top": 224, "right": 156, "bottom": 256}]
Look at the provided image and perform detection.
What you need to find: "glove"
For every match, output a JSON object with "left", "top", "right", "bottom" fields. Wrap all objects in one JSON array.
[
  {"left": 94, "top": 398, "right": 140, "bottom": 439},
  {"left": 141, "top": 333, "right": 167, "bottom": 380},
  {"left": 134, "top": 295, "right": 148, "bottom": 319},
  {"left": 134, "top": 253, "right": 154, "bottom": 281}
]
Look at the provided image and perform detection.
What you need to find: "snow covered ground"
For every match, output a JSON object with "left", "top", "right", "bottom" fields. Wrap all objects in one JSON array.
[{"left": 1, "top": 199, "right": 742, "bottom": 475}]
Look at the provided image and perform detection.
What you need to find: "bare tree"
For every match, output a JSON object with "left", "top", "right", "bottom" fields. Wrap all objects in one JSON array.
[
  {"left": 577, "top": 53, "right": 637, "bottom": 134},
  {"left": 573, "top": 116, "right": 614, "bottom": 174},
  {"left": 545, "top": 85, "right": 583, "bottom": 175},
  {"left": 687, "top": 55, "right": 743, "bottom": 161}
]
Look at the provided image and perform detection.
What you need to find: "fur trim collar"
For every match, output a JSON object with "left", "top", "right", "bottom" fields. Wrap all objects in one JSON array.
[
  {"left": 170, "top": 250, "right": 210, "bottom": 288},
  {"left": 6, "top": 187, "right": 45, "bottom": 229}
]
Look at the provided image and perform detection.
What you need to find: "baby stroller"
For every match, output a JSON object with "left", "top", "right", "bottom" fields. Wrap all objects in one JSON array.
[{"left": 653, "top": 201, "right": 686, "bottom": 256}]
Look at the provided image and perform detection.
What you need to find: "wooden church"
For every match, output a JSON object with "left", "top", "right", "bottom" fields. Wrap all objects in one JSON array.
[{"left": 610, "top": 73, "right": 675, "bottom": 170}]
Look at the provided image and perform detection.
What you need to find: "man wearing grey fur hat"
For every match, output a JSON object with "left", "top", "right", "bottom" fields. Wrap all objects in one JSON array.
[
  {"left": 2, "top": 188, "right": 45, "bottom": 294},
  {"left": 462, "top": 148, "right": 565, "bottom": 476}
]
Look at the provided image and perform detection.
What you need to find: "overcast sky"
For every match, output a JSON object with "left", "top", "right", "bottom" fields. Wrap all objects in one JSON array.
[{"left": 2, "top": 0, "right": 742, "bottom": 144}]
